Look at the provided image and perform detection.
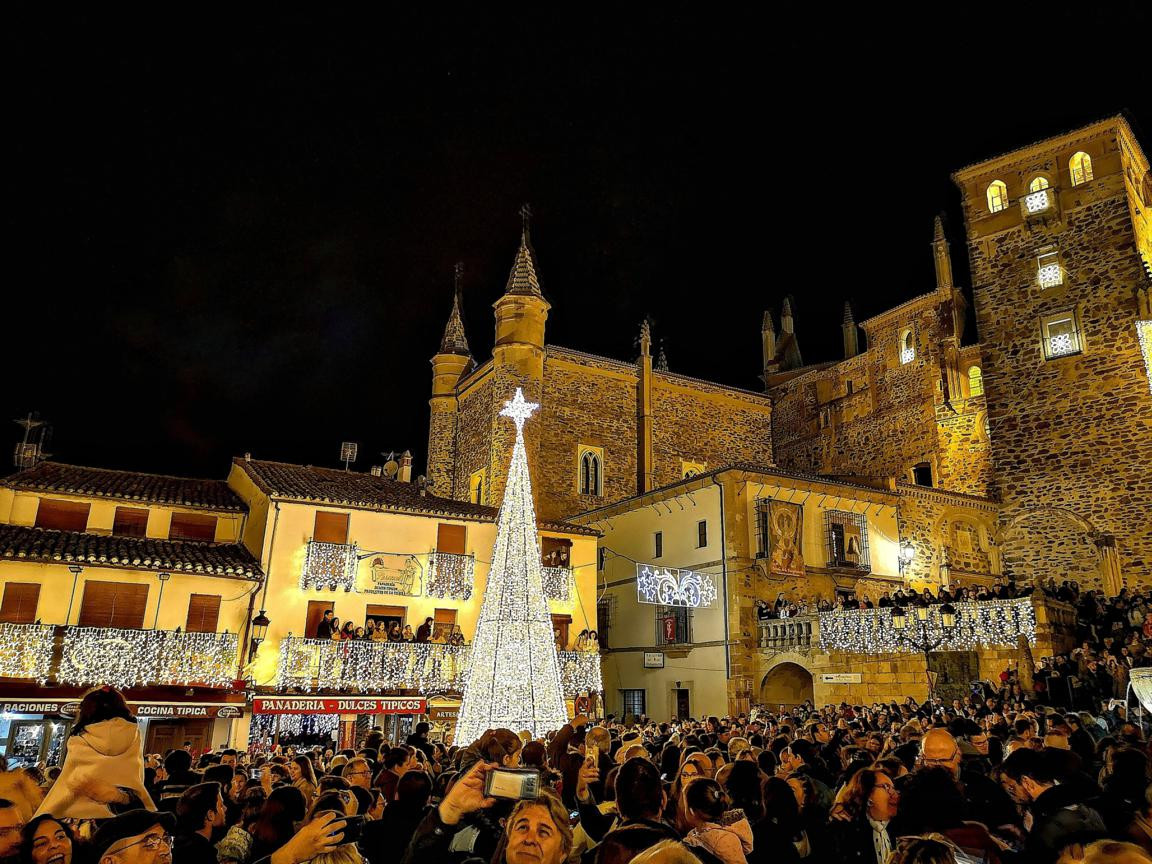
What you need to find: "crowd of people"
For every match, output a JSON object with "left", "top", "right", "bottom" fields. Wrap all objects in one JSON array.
[
  {"left": 310, "top": 611, "right": 466, "bottom": 646},
  {"left": 758, "top": 580, "right": 1033, "bottom": 621}
]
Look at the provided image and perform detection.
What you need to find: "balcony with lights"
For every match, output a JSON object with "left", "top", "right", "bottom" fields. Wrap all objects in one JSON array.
[
  {"left": 300, "top": 540, "right": 360, "bottom": 591},
  {"left": 275, "top": 635, "right": 601, "bottom": 696},
  {"left": 0, "top": 623, "right": 239, "bottom": 690},
  {"left": 1020, "top": 186, "right": 1059, "bottom": 221},
  {"left": 541, "top": 566, "right": 572, "bottom": 601},
  {"left": 426, "top": 552, "right": 476, "bottom": 600}
]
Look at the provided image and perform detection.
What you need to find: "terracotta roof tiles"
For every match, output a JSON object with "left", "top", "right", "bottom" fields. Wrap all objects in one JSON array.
[{"left": 3, "top": 462, "right": 243, "bottom": 511}]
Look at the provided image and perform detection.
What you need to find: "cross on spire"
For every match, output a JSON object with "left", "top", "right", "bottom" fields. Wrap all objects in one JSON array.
[
  {"left": 499, "top": 387, "right": 539, "bottom": 434},
  {"left": 454, "top": 261, "right": 464, "bottom": 294},
  {"left": 520, "top": 202, "right": 532, "bottom": 242}
]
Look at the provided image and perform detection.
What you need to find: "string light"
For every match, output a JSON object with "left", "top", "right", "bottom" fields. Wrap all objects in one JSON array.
[
  {"left": 301, "top": 540, "right": 359, "bottom": 591},
  {"left": 251, "top": 712, "right": 339, "bottom": 739},
  {"left": 455, "top": 389, "right": 570, "bottom": 742},
  {"left": 636, "top": 564, "right": 717, "bottom": 608},
  {"left": 541, "top": 566, "right": 571, "bottom": 602},
  {"left": 1137, "top": 321, "right": 1152, "bottom": 397},
  {"left": 57, "top": 627, "right": 238, "bottom": 690},
  {"left": 818, "top": 597, "right": 1036, "bottom": 654},
  {"left": 427, "top": 553, "right": 475, "bottom": 600},
  {"left": 0, "top": 623, "right": 55, "bottom": 684}
]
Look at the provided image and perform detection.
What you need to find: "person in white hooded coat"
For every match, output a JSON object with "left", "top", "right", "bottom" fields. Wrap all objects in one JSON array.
[{"left": 35, "top": 687, "right": 156, "bottom": 820}]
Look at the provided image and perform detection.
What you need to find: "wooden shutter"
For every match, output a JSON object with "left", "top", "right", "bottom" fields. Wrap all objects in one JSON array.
[
  {"left": 0, "top": 583, "right": 41, "bottom": 624},
  {"left": 433, "top": 608, "right": 457, "bottom": 639},
  {"left": 77, "top": 581, "right": 149, "bottom": 629},
  {"left": 113, "top": 507, "right": 149, "bottom": 538},
  {"left": 313, "top": 512, "right": 350, "bottom": 544},
  {"left": 436, "top": 524, "right": 467, "bottom": 555},
  {"left": 185, "top": 594, "right": 221, "bottom": 633},
  {"left": 169, "top": 513, "right": 218, "bottom": 542},
  {"left": 35, "top": 499, "right": 91, "bottom": 532}
]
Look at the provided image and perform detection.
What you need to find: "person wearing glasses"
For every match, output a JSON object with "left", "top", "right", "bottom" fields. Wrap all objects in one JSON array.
[
  {"left": 827, "top": 767, "right": 900, "bottom": 864},
  {"left": 340, "top": 759, "right": 374, "bottom": 792}
]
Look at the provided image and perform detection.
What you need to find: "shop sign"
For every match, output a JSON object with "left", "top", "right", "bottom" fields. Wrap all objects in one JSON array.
[
  {"left": 428, "top": 707, "right": 459, "bottom": 721},
  {"left": 819, "top": 673, "right": 862, "bottom": 684},
  {"left": 642, "top": 652, "right": 665, "bottom": 669},
  {"left": 0, "top": 700, "right": 243, "bottom": 719},
  {"left": 253, "top": 697, "right": 427, "bottom": 715}
]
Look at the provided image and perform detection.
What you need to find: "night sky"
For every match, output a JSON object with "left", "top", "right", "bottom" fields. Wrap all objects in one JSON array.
[{"left": 6, "top": 7, "right": 1150, "bottom": 480}]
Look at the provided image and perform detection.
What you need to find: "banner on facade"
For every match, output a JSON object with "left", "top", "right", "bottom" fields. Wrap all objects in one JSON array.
[
  {"left": 765, "top": 500, "right": 805, "bottom": 578},
  {"left": 253, "top": 697, "right": 427, "bottom": 715}
]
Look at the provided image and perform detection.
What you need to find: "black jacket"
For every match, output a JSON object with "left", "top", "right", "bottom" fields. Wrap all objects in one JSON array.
[
  {"left": 1026, "top": 784, "right": 1107, "bottom": 864},
  {"left": 827, "top": 817, "right": 894, "bottom": 864},
  {"left": 172, "top": 832, "right": 215, "bottom": 864}
]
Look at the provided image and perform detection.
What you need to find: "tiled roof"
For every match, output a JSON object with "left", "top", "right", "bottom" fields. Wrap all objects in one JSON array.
[
  {"left": 235, "top": 459, "right": 598, "bottom": 536},
  {"left": 3, "top": 462, "right": 244, "bottom": 511},
  {"left": 0, "top": 524, "right": 262, "bottom": 580}
]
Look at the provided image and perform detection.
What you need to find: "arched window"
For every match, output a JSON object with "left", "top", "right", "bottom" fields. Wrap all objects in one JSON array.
[
  {"left": 1028, "top": 176, "right": 1050, "bottom": 192},
  {"left": 579, "top": 449, "right": 602, "bottom": 496},
  {"left": 986, "top": 180, "right": 1009, "bottom": 213},
  {"left": 899, "top": 328, "right": 915, "bottom": 365},
  {"left": 1069, "top": 152, "right": 1093, "bottom": 186},
  {"left": 468, "top": 470, "right": 486, "bottom": 505},
  {"left": 968, "top": 366, "right": 984, "bottom": 397}
]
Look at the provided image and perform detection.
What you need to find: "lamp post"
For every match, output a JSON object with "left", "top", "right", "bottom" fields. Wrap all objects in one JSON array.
[
  {"left": 898, "top": 540, "right": 915, "bottom": 576},
  {"left": 889, "top": 602, "right": 958, "bottom": 702},
  {"left": 249, "top": 609, "right": 270, "bottom": 663}
]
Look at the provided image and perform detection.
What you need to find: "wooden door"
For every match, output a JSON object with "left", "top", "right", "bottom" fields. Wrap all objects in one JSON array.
[
  {"left": 146, "top": 720, "right": 211, "bottom": 757},
  {"left": 551, "top": 614, "right": 572, "bottom": 651},
  {"left": 305, "top": 601, "right": 333, "bottom": 639}
]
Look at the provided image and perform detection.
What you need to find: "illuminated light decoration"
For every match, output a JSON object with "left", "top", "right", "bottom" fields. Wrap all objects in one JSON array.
[
  {"left": 427, "top": 552, "right": 475, "bottom": 600},
  {"left": 251, "top": 712, "right": 339, "bottom": 739},
  {"left": 1137, "top": 321, "right": 1152, "bottom": 396},
  {"left": 1024, "top": 189, "right": 1051, "bottom": 214},
  {"left": 300, "top": 540, "right": 359, "bottom": 592},
  {"left": 455, "top": 389, "right": 569, "bottom": 743},
  {"left": 57, "top": 627, "right": 238, "bottom": 690},
  {"left": 636, "top": 564, "right": 717, "bottom": 608},
  {"left": 900, "top": 346, "right": 916, "bottom": 365},
  {"left": 0, "top": 623, "right": 55, "bottom": 683},
  {"left": 1038, "top": 263, "right": 1063, "bottom": 288},
  {"left": 818, "top": 597, "right": 1036, "bottom": 654},
  {"left": 1047, "top": 332, "right": 1076, "bottom": 356},
  {"left": 541, "top": 566, "right": 571, "bottom": 602},
  {"left": 557, "top": 650, "right": 603, "bottom": 695}
]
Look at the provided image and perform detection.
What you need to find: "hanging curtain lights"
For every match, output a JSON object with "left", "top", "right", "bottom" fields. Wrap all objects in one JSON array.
[
  {"left": 426, "top": 552, "right": 475, "bottom": 600},
  {"left": 817, "top": 597, "right": 1036, "bottom": 654},
  {"left": 57, "top": 627, "right": 238, "bottom": 690},
  {"left": 300, "top": 540, "right": 359, "bottom": 592},
  {"left": 0, "top": 623, "right": 56, "bottom": 683},
  {"left": 252, "top": 712, "right": 339, "bottom": 739},
  {"left": 540, "top": 566, "right": 572, "bottom": 602}
]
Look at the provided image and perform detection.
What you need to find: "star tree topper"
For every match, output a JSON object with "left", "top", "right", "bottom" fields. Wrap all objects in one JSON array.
[{"left": 500, "top": 388, "right": 538, "bottom": 433}]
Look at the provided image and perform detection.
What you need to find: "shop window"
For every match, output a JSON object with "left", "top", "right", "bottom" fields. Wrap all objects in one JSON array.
[
  {"left": 35, "top": 499, "right": 90, "bottom": 532},
  {"left": 1069, "top": 151, "right": 1094, "bottom": 186},
  {"left": 185, "top": 594, "right": 221, "bottom": 633},
  {"left": 986, "top": 180, "right": 1009, "bottom": 213},
  {"left": 313, "top": 511, "right": 350, "bottom": 545},
  {"left": 0, "top": 583, "right": 41, "bottom": 624},
  {"left": 77, "top": 581, "right": 149, "bottom": 630},
  {"left": 112, "top": 507, "right": 149, "bottom": 538},
  {"left": 169, "top": 513, "right": 217, "bottom": 543},
  {"left": 1041, "top": 310, "right": 1083, "bottom": 360}
]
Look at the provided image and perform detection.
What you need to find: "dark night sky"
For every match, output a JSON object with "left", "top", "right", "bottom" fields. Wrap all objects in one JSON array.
[{"left": 6, "top": 6, "right": 1150, "bottom": 479}]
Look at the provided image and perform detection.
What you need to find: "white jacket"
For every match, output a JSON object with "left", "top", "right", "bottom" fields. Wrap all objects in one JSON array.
[{"left": 35, "top": 718, "right": 156, "bottom": 820}]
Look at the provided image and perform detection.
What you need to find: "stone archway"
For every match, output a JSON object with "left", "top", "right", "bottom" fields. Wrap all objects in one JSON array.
[
  {"left": 999, "top": 507, "right": 1099, "bottom": 589},
  {"left": 760, "top": 662, "right": 814, "bottom": 710}
]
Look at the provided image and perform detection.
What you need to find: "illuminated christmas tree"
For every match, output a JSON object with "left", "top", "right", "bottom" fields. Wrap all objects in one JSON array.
[{"left": 454, "top": 388, "right": 568, "bottom": 743}]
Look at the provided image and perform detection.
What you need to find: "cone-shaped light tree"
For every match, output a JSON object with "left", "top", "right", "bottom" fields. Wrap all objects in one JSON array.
[{"left": 454, "top": 388, "right": 569, "bottom": 743}]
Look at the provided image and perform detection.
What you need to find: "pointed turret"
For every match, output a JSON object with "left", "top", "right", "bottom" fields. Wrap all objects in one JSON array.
[
  {"left": 439, "top": 262, "right": 472, "bottom": 356},
  {"left": 778, "top": 298, "right": 803, "bottom": 370},
  {"left": 655, "top": 342, "right": 669, "bottom": 372},
  {"left": 504, "top": 203, "right": 544, "bottom": 297},
  {"left": 842, "top": 301, "right": 859, "bottom": 359},
  {"left": 932, "top": 213, "right": 954, "bottom": 291},
  {"left": 638, "top": 319, "right": 652, "bottom": 358},
  {"left": 762, "top": 311, "right": 778, "bottom": 385},
  {"left": 781, "top": 298, "right": 795, "bottom": 334}
]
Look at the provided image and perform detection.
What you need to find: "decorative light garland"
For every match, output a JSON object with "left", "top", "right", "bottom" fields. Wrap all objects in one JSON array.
[
  {"left": 1137, "top": 320, "right": 1152, "bottom": 397},
  {"left": 818, "top": 597, "right": 1036, "bottom": 654},
  {"left": 427, "top": 552, "right": 475, "bottom": 600},
  {"left": 0, "top": 623, "right": 56, "bottom": 683},
  {"left": 455, "top": 389, "right": 569, "bottom": 742},
  {"left": 251, "top": 712, "right": 339, "bottom": 739},
  {"left": 58, "top": 627, "right": 238, "bottom": 689},
  {"left": 301, "top": 540, "right": 359, "bottom": 591},
  {"left": 541, "top": 566, "right": 571, "bottom": 602},
  {"left": 636, "top": 564, "right": 717, "bottom": 608},
  {"left": 276, "top": 637, "right": 601, "bottom": 697}
]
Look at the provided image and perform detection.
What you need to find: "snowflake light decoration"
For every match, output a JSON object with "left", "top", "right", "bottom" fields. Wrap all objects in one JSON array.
[{"left": 636, "top": 564, "right": 717, "bottom": 608}]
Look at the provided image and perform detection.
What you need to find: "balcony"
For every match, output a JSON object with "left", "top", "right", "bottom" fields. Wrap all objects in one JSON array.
[
  {"left": 301, "top": 540, "right": 359, "bottom": 591},
  {"left": 758, "top": 615, "right": 816, "bottom": 651},
  {"left": 1021, "top": 187, "right": 1058, "bottom": 220},
  {"left": 541, "top": 566, "right": 571, "bottom": 602},
  {"left": 0, "top": 623, "right": 239, "bottom": 689},
  {"left": 276, "top": 636, "right": 602, "bottom": 696},
  {"left": 427, "top": 552, "right": 475, "bottom": 600}
]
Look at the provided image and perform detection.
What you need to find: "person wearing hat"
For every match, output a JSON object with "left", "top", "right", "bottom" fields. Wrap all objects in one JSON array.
[{"left": 89, "top": 810, "right": 177, "bottom": 864}]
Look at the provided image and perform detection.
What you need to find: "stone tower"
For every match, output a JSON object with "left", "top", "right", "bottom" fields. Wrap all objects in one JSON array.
[
  {"left": 427, "top": 264, "right": 473, "bottom": 497},
  {"left": 488, "top": 205, "right": 550, "bottom": 507},
  {"left": 952, "top": 117, "right": 1152, "bottom": 589}
]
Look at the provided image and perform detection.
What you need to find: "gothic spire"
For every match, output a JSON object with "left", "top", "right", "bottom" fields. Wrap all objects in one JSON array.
[
  {"left": 438, "top": 262, "right": 472, "bottom": 356},
  {"left": 655, "top": 341, "right": 669, "bottom": 372},
  {"left": 842, "top": 300, "right": 855, "bottom": 324},
  {"left": 504, "top": 203, "right": 543, "bottom": 297}
]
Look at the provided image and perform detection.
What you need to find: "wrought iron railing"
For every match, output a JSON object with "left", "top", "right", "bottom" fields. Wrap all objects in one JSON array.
[
  {"left": 0, "top": 623, "right": 238, "bottom": 689},
  {"left": 276, "top": 636, "right": 602, "bottom": 696},
  {"left": 427, "top": 552, "right": 475, "bottom": 600},
  {"left": 301, "top": 540, "right": 359, "bottom": 591}
]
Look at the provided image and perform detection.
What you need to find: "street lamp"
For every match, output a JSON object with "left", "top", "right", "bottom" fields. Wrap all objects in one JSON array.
[
  {"left": 898, "top": 540, "right": 915, "bottom": 575},
  {"left": 249, "top": 609, "right": 270, "bottom": 662},
  {"left": 887, "top": 601, "right": 960, "bottom": 702}
]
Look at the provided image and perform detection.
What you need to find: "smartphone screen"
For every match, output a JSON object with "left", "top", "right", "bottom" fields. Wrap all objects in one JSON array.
[{"left": 485, "top": 768, "right": 540, "bottom": 800}]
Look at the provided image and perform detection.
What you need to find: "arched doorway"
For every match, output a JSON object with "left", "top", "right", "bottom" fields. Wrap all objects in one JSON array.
[
  {"left": 1000, "top": 507, "right": 1098, "bottom": 589},
  {"left": 760, "top": 662, "right": 814, "bottom": 710}
]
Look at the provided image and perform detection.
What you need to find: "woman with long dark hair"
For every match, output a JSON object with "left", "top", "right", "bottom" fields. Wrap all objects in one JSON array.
[
  {"left": 34, "top": 686, "right": 154, "bottom": 819},
  {"left": 20, "top": 814, "right": 74, "bottom": 864},
  {"left": 249, "top": 785, "right": 308, "bottom": 862}
]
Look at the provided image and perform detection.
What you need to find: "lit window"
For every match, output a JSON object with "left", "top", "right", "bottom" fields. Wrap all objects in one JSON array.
[
  {"left": 899, "top": 328, "right": 915, "bottom": 365},
  {"left": 1024, "top": 176, "right": 1052, "bottom": 214},
  {"left": 1069, "top": 152, "right": 1094, "bottom": 186},
  {"left": 578, "top": 447, "right": 603, "bottom": 496},
  {"left": 968, "top": 366, "right": 984, "bottom": 398},
  {"left": 468, "top": 469, "right": 486, "bottom": 505},
  {"left": 986, "top": 180, "right": 1009, "bottom": 213},
  {"left": 1041, "top": 310, "right": 1082, "bottom": 360},
  {"left": 1037, "top": 250, "right": 1063, "bottom": 288}
]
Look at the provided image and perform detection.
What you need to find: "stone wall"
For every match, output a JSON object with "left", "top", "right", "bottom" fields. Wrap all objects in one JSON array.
[
  {"left": 453, "top": 369, "right": 494, "bottom": 500},
  {"left": 896, "top": 485, "right": 999, "bottom": 589}
]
